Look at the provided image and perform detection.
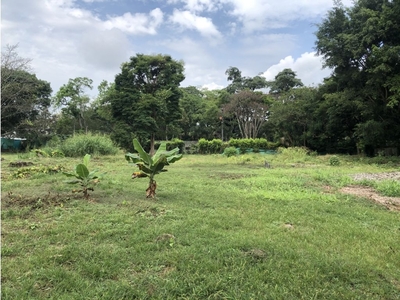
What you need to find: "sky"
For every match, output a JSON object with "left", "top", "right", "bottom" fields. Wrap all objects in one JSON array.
[{"left": 1, "top": 0, "right": 354, "bottom": 97}]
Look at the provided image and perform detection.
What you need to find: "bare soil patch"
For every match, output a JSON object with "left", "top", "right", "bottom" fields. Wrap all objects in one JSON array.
[
  {"left": 340, "top": 186, "right": 400, "bottom": 211},
  {"left": 340, "top": 172, "right": 400, "bottom": 211}
]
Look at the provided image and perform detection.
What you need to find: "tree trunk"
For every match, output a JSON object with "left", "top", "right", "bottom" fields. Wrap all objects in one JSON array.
[{"left": 149, "top": 133, "right": 155, "bottom": 156}]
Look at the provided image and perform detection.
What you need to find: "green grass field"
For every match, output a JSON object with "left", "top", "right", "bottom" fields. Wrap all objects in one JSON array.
[{"left": 1, "top": 151, "right": 400, "bottom": 299}]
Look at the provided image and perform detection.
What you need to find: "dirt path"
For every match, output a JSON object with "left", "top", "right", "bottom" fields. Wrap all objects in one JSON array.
[{"left": 339, "top": 172, "right": 400, "bottom": 211}]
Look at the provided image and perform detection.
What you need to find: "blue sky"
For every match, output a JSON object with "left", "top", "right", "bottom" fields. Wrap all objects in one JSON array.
[{"left": 2, "top": 0, "right": 353, "bottom": 96}]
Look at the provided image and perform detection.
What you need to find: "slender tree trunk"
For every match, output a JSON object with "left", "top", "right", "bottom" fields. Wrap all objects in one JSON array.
[{"left": 150, "top": 133, "right": 155, "bottom": 156}]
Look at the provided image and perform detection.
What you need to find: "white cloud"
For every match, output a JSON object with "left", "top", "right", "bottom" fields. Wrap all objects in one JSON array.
[
  {"left": 222, "top": 0, "right": 355, "bottom": 32},
  {"left": 160, "top": 37, "right": 225, "bottom": 88},
  {"left": 78, "top": 28, "right": 132, "bottom": 69},
  {"left": 104, "top": 8, "right": 164, "bottom": 35},
  {"left": 168, "top": 0, "right": 220, "bottom": 12},
  {"left": 261, "top": 52, "right": 332, "bottom": 86},
  {"left": 170, "top": 9, "right": 222, "bottom": 38},
  {"left": 1, "top": 0, "right": 134, "bottom": 95},
  {"left": 201, "top": 82, "right": 224, "bottom": 90},
  {"left": 2, "top": 0, "right": 347, "bottom": 98}
]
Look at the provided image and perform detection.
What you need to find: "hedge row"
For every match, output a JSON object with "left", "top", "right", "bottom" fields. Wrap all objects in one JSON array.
[
  {"left": 229, "top": 138, "right": 280, "bottom": 154},
  {"left": 196, "top": 138, "right": 279, "bottom": 154}
]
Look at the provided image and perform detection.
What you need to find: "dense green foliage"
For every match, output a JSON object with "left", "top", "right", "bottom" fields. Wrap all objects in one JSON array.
[
  {"left": 314, "top": 0, "right": 400, "bottom": 154},
  {"left": 1, "top": 45, "right": 53, "bottom": 140},
  {"left": 225, "top": 66, "right": 268, "bottom": 93},
  {"left": 267, "top": 68, "right": 304, "bottom": 94},
  {"left": 110, "top": 54, "right": 185, "bottom": 153},
  {"left": 60, "top": 133, "right": 118, "bottom": 157},
  {"left": 53, "top": 77, "right": 93, "bottom": 133}
]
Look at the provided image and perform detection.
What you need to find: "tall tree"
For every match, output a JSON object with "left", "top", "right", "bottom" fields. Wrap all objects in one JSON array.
[
  {"left": 53, "top": 77, "right": 93, "bottom": 133},
  {"left": 111, "top": 54, "right": 185, "bottom": 154},
  {"left": 315, "top": 0, "right": 400, "bottom": 154},
  {"left": 1, "top": 44, "right": 52, "bottom": 138},
  {"left": 267, "top": 68, "right": 303, "bottom": 95},
  {"left": 223, "top": 90, "right": 269, "bottom": 139},
  {"left": 268, "top": 87, "right": 318, "bottom": 147},
  {"left": 225, "top": 66, "right": 267, "bottom": 93},
  {"left": 88, "top": 80, "right": 115, "bottom": 134}
]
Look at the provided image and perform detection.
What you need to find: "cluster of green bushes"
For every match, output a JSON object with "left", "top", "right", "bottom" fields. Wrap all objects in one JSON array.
[
  {"left": 197, "top": 138, "right": 228, "bottom": 154},
  {"left": 196, "top": 138, "right": 279, "bottom": 154},
  {"left": 229, "top": 138, "right": 280, "bottom": 153}
]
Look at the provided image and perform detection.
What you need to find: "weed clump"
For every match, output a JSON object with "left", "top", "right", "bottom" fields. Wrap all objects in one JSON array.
[{"left": 60, "top": 133, "right": 119, "bottom": 157}]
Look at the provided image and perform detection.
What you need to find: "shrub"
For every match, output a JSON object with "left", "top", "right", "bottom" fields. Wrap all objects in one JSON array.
[
  {"left": 210, "top": 139, "right": 223, "bottom": 154},
  {"left": 329, "top": 155, "right": 341, "bottom": 166},
  {"left": 223, "top": 147, "right": 238, "bottom": 157},
  {"left": 228, "top": 138, "right": 240, "bottom": 148},
  {"left": 198, "top": 138, "right": 209, "bottom": 154},
  {"left": 196, "top": 138, "right": 224, "bottom": 154},
  {"left": 60, "top": 133, "right": 119, "bottom": 157}
]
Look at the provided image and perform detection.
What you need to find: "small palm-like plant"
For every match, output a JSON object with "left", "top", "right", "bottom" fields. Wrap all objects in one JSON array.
[
  {"left": 125, "top": 139, "right": 182, "bottom": 198},
  {"left": 63, "top": 154, "right": 101, "bottom": 199}
]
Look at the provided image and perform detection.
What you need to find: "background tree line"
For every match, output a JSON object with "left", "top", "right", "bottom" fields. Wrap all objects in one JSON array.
[{"left": 2, "top": 0, "right": 399, "bottom": 155}]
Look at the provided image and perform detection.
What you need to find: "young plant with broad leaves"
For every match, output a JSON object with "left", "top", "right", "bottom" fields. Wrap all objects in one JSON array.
[
  {"left": 125, "top": 138, "right": 182, "bottom": 198},
  {"left": 63, "top": 154, "right": 101, "bottom": 199}
]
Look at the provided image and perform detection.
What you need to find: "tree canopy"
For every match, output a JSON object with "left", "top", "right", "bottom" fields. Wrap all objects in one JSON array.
[
  {"left": 1, "top": 44, "right": 52, "bottom": 138},
  {"left": 315, "top": 0, "right": 400, "bottom": 153},
  {"left": 267, "top": 68, "right": 304, "bottom": 95},
  {"left": 53, "top": 77, "right": 93, "bottom": 133},
  {"left": 111, "top": 54, "right": 185, "bottom": 153},
  {"left": 225, "top": 66, "right": 267, "bottom": 93}
]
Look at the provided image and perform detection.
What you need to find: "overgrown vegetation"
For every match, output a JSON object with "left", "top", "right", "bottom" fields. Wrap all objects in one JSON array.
[
  {"left": 60, "top": 133, "right": 119, "bottom": 157},
  {"left": 2, "top": 152, "right": 400, "bottom": 299}
]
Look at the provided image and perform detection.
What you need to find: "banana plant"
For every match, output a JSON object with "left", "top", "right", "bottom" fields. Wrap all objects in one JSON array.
[
  {"left": 125, "top": 138, "right": 182, "bottom": 198},
  {"left": 63, "top": 154, "right": 101, "bottom": 199}
]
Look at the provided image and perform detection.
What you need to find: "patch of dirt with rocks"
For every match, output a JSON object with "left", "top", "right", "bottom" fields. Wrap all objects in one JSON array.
[{"left": 340, "top": 172, "right": 400, "bottom": 211}]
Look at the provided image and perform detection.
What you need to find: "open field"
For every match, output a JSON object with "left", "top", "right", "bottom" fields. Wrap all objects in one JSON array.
[{"left": 1, "top": 151, "right": 400, "bottom": 299}]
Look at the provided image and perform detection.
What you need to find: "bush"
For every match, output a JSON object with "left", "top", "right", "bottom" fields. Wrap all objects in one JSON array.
[
  {"left": 60, "top": 133, "right": 119, "bottom": 157},
  {"left": 210, "top": 139, "right": 223, "bottom": 154},
  {"left": 223, "top": 147, "right": 238, "bottom": 157},
  {"left": 329, "top": 155, "right": 341, "bottom": 166},
  {"left": 196, "top": 138, "right": 223, "bottom": 154},
  {"left": 198, "top": 138, "right": 209, "bottom": 154},
  {"left": 228, "top": 138, "right": 240, "bottom": 148}
]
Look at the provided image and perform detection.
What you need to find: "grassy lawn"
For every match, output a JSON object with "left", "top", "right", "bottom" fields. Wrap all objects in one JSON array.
[{"left": 1, "top": 151, "right": 400, "bottom": 299}]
